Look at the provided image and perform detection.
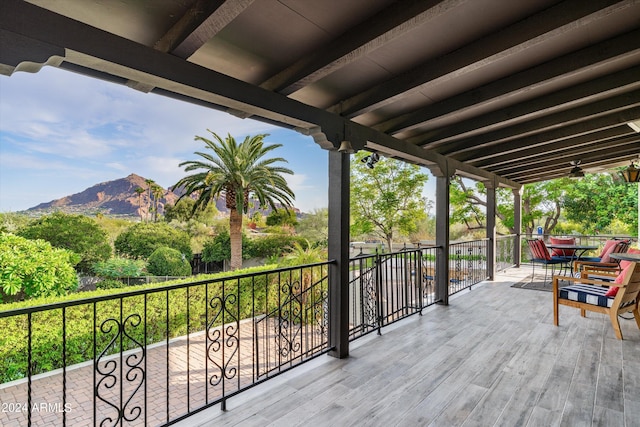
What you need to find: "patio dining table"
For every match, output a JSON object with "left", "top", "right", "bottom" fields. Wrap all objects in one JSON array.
[
  {"left": 545, "top": 243, "right": 598, "bottom": 275},
  {"left": 610, "top": 252, "right": 640, "bottom": 262}
]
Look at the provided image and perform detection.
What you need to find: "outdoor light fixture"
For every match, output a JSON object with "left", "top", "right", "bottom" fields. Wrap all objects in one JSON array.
[
  {"left": 621, "top": 159, "right": 640, "bottom": 183},
  {"left": 627, "top": 120, "right": 640, "bottom": 133},
  {"left": 337, "top": 140, "right": 355, "bottom": 153},
  {"left": 361, "top": 152, "right": 380, "bottom": 169},
  {"left": 568, "top": 160, "right": 584, "bottom": 178}
]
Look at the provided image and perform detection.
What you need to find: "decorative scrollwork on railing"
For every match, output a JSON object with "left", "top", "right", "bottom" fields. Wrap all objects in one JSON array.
[
  {"left": 207, "top": 293, "right": 239, "bottom": 388},
  {"left": 275, "top": 280, "right": 303, "bottom": 358},
  {"left": 361, "top": 266, "right": 377, "bottom": 327},
  {"left": 314, "top": 289, "right": 329, "bottom": 341},
  {"left": 95, "top": 313, "right": 145, "bottom": 427}
]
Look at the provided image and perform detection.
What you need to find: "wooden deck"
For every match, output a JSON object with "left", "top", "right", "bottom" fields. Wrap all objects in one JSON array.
[{"left": 177, "top": 268, "right": 640, "bottom": 427}]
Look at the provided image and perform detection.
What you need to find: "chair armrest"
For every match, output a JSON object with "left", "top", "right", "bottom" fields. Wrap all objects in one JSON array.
[
  {"left": 573, "top": 260, "right": 620, "bottom": 272},
  {"left": 552, "top": 274, "right": 615, "bottom": 290},
  {"left": 580, "top": 267, "right": 618, "bottom": 278}
]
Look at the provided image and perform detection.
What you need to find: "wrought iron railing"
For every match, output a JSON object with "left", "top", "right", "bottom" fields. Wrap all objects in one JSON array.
[
  {"left": 347, "top": 248, "right": 437, "bottom": 340},
  {"left": 0, "top": 238, "right": 506, "bottom": 426},
  {"left": 0, "top": 263, "right": 330, "bottom": 426},
  {"left": 496, "top": 234, "right": 518, "bottom": 271},
  {"left": 447, "top": 239, "right": 489, "bottom": 295}
]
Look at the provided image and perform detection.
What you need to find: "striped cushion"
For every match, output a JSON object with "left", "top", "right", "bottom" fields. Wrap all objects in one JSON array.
[
  {"left": 560, "top": 284, "right": 614, "bottom": 308},
  {"left": 559, "top": 284, "right": 636, "bottom": 309}
]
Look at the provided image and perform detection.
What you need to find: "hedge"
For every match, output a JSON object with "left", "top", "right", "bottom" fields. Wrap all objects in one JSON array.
[{"left": 0, "top": 264, "right": 304, "bottom": 383}]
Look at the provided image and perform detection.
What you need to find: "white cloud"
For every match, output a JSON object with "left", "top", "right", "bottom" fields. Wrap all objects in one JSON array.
[{"left": 0, "top": 66, "right": 331, "bottom": 212}]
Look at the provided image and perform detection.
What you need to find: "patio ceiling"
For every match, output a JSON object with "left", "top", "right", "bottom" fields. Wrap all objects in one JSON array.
[{"left": 1, "top": 0, "right": 639, "bottom": 186}]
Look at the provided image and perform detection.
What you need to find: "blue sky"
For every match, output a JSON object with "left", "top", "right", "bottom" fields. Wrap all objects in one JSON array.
[{"left": 0, "top": 66, "right": 435, "bottom": 214}]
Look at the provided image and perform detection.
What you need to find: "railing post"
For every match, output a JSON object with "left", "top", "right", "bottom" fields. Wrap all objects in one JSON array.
[{"left": 376, "top": 252, "right": 382, "bottom": 335}]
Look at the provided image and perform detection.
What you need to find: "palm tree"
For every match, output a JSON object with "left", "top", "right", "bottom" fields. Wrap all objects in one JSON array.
[
  {"left": 145, "top": 179, "right": 155, "bottom": 222},
  {"left": 135, "top": 187, "right": 145, "bottom": 222},
  {"left": 174, "top": 131, "right": 295, "bottom": 270},
  {"left": 152, "top": 184, "right": 164, "bottom": 222}
]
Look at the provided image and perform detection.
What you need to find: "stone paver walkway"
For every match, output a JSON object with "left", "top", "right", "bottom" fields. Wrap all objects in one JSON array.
[{"left": 0, "top": 317, "right": 326, "bottom": 426}]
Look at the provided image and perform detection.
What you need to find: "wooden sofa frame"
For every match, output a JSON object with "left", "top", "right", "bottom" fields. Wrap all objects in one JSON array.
[{"left": 553, "top": 261, "right": 640, "bottom": 340}]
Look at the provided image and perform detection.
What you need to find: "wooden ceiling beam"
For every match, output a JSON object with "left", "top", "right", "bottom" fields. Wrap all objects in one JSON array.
[
  {"left": 411, "top": 66, "right": 640, "bottom": 147},
  {"left": 477, "top": 128, "right": 636, "bottom": 170},
  {"left": 330, "top": 0, "right": 631, "bottom": 118},
  {"left": 441, "top": 94, "right": 640, "bottom": 159},
  {"left": 260, "top": 0, "right": 452, "bottom": 94},
  {"left": 170, "top": 0, "right": 255, "bottom": 59},
  {"left": 507, "top": 148, "right": 640, "bottom": 182},
  {"left": 487, "top": 137, "right": 639, "bottom": 176}
]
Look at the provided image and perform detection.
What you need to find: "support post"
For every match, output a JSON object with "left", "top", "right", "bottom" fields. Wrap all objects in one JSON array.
[
  {"left": 513, "top": 187, "right": 523, "bottom": 267},
  {"left": 431, "top": 164, "right": 451, "bottom": 305},
  {"left": 485, "top": 179, "right": 497, "bottom": 280},
  {"left": 328, "top": 150, "right": 350, "bottom": 358}
]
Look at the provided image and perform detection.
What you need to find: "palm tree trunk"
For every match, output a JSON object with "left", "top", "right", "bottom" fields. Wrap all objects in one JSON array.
[{"left": 229, "top": 207, "right": 243, "bottom": 270}]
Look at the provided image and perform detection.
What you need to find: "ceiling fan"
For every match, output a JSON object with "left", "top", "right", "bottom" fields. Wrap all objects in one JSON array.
[{"left": 568, "top": 160, "right": 584, "bottom": 178}]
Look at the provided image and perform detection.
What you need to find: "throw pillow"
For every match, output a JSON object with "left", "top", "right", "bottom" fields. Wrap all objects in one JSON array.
[
  {"left": 549, "top": 236, "right": 576, "bottom": 257},
  {"left": 619, "top": 248, "right": 640, "bottom": 270}
]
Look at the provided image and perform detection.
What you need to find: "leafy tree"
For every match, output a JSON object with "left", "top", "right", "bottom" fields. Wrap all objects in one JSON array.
[
  {"left": 202, "top": 230, "right": 234, "bottom": 263},
  {"left": 202, "top": 231, "right": 308, "bottom": 263},
  {"left": 266, "top": 208, "right": 298, "bottom": 227},
  {"left": 450, "top": 177, "right": 487, "bottom": 232},
  {"left": 164, "top": 197, "right": 218, "bottom": 224},
  {"left": 18, "top": 212, "right": 111, "bottom": 272},
  {"left": 562, "top": 173, "right": 637, "bottom": 235},
  {"left": 0, "top": 233, "right": 79, "bottom": 302},
  {"left": 295, "top": 208, "right": 328, "bottom": 246},
  {"left": 449, "top": 177, "right": 568, "bottom": 236},
  {"left": 0, "top": 212, "right": 31, "bottom": 234},
  {"left": 174, "top": 132, "right": 295, "bottom": 270},
  {"left": 114, "top": 222, "right": 192, "bottom": 260},
  {"left": 146, "top": 247, "right": 192, "bottom": 276},
  {"left": 350, "top": 152, "right": 429, "bottom": 251}
]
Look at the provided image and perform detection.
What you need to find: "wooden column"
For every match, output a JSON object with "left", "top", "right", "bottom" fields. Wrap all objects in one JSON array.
[
  {"left": 513, "top": 187, "right": 523, "bottom": 267},
  {"left": 430, "top": 164, "right": 451, "bottom": 306},
  {"left": 485, "top": 178, "right": 497, "bottom": 281},
  {"left": 327, "top": 150, "right": 350, "bottom": 358}
]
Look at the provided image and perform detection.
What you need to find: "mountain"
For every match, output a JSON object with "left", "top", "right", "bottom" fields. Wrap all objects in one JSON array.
[
  {"left": 27, "top": 173, "right": 301, "bottom": 217},
  {"left": 28, "top": 173, "right": 178, "bottom": 218}
]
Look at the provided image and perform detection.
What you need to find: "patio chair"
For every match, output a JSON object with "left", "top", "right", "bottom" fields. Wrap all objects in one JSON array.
[
  {"left": 526, "top": 239, "right": 567, "bottom": 286},
  {"left": 553, "top": 261, "right": 640, "bottom": 340},
  {"left": 572, "top": 239, "right": 631, "bottom": 274}
]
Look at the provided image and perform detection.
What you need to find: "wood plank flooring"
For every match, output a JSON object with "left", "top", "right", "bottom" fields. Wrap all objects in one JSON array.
[{"left": 177, "top": 268, "right": 640, "bottom": 427}]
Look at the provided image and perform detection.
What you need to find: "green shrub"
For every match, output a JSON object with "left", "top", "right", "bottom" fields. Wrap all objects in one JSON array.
[
  {"left": 95, "top": 279, "right": 126, "bottom": 290},
  {"left": 246, "top": 235, "right": 309, "bottom": 259},
  {"left": 266, "top": 208, "right": 298, "bottom": 227},
  {"left": 202, "top": 232, "right": 309, "bottom": 262},
  {"left": 18, "top": 212, "right": 111, "bottom": 272},
  {"left": 115, "top": 222, "right": 192, "bottom": 260},
  {"left": 0, "top": 233, "right": 79, "bottom": 303},
  {"left": 92, "top": 257, "right": 146, "bottom": 279},
  {"left": 0, "top": 265, "right": 290, "bottom": 383},
  {"left": 147, "top": 247, "right": 192, "bottom": 276}
]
